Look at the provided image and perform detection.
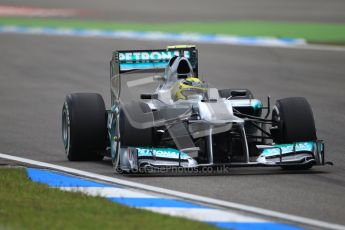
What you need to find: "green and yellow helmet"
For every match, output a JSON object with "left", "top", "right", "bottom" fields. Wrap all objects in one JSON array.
[{"left": 174, "top": 77, "right": 207, "bottom": 100}]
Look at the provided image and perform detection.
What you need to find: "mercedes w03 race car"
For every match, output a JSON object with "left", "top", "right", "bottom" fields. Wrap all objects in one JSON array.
[{"left": 62, "top": 45, "right": 326, "bottom": 174}]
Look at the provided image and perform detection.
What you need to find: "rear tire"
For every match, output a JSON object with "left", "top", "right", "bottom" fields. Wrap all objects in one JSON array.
[
  {"left": 219, "top": 89, "right": 259, "bottom": 135},
  {"left": 62, "top": 93, "right": 107, "bottom": 161},
  {"left": 112, "top": 102, "right": 153, "bottom": 174},
  {"left": 119, "top": 101, "right": 153, "bottom": 147},
  {"left": 218, "top": 89, "right": 253, "bottom": 99}
]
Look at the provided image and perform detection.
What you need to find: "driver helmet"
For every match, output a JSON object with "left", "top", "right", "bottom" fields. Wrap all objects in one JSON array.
[{"left": 174, "top": 77, "right": 207, "bottom": 100}]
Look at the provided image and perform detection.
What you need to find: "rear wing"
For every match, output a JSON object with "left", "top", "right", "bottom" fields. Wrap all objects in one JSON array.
[{"left": 110, "top": 45, "right": 198, "bottom": 77}]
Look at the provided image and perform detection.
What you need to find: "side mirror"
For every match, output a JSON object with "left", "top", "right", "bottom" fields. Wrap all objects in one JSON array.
[{"left": 140, "top": 94, "right": 158, "bottom": 99}]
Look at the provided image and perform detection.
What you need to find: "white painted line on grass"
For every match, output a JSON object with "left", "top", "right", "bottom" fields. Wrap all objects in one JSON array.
[{"left": 1, "top": 152, "right": 344, "bottom": 230}]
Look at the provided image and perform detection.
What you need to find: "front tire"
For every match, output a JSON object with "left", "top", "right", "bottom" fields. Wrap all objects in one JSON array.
[
  {"left": 271, "top": 97, "right": 317, "bottom": 170},
  {"left": 271, "top": 97, "right": 317, "bottom": 144},
  {"left": 62, "top": 93, "right": 107, "bottom": 161}
]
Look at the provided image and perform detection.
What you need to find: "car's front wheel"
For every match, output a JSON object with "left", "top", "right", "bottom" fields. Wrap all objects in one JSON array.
[
  {"left": 271, "top": 97, "right": 317, "bottom": 170},
  {"left": 271, "top": 97, "right": 316, "bottom": 144},
  {"left": 62, "top": 93, "right": 107, "bottom": 161}
]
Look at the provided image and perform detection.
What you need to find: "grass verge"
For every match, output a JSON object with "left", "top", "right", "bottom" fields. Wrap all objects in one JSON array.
[
  {"left": 0, "top": 17, "right": 345, "bottom": 44},
  {"left": 0, "top": 168, "right": 217, "bottom": 230}
]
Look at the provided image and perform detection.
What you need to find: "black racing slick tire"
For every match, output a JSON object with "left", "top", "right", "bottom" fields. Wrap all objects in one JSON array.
[
  {"left": 62, "top": 93, "right": 107, "bottom": 161},
  {"left": 119, "top": 102, "right": 153, "bottom": 147},
  {"left": 271, "top": 97, "right": 317, "bottom": 170},
  {"left": 271, "top": 97, "right": 317, "bottom": 144},
  {"left": 218, "top": 89, "right": 253, "bottom": 99}
]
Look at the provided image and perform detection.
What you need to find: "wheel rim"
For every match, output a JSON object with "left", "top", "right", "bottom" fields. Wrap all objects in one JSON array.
[
  {"left": 271, "top": 106, "right": 283, "bottom": 143},
  {"left": 111, "top": 114, "right": 121, "bottom": 167},
  {"left": 272, "top": 106, "right": 280, "bottom": 123},
  {"left": 62, "top": 106, "right": 70, "bottom": 154}
]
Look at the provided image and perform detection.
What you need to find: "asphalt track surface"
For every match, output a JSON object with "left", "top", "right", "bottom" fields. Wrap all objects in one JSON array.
[
  {"left": 1, "top": 0, "right": 345, "bottom": 228},
  {"left": 2, "top": 0, "right": 345, "bottom": 23}
]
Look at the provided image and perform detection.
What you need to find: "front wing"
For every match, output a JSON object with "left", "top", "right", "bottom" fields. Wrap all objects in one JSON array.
[{"left": 118, "top": 141, "right": 325, "bottom": 172}]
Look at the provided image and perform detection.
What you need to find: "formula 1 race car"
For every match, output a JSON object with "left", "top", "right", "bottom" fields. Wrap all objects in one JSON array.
[{"left": 62, "top": 45, "right": 326, "bottom": 173}]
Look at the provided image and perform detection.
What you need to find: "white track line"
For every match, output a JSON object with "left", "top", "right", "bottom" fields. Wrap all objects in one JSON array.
[
  {"left": 0, "top": 152, "right": 344, "bottom": 230},
  {"left": 143, "top": 207, "right": 265, "bottom": 223},
  {"left": 59, "top": 186, "right": 156, "bottom": 198},
  {"left": 37, "top": 173, "right": 271, "bottom": 225}
]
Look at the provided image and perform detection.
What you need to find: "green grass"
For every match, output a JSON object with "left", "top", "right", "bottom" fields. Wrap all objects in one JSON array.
[
  {"left": 1, "top": 17, "right": 345, "bottom": 43},
  {"left": 0, "top": 168, "right": 218, "bottom": 230}
]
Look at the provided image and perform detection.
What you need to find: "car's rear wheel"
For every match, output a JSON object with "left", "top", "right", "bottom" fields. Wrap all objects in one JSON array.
[
  {"left": 119, "top": 101, "right": 153, "bottom": 147},
  {"left": 271, "top": 97, "right": 317, "bottom": 170},
  {"left": 218, "top": 88, "right": 253, "bottom": 99},
  {"left": 112, "top": 102, "right": 153, "bottom": 174},
  {"left": 62, "top": 93, "right": 107, "bottom": 161},
  {"left": 219, "top": 88, "right": 261, "bottom": 138}
]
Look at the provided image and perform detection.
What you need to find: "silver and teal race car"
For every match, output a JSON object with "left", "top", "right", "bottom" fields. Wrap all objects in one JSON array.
[{"left": 62, "top": 45, "right": 326, "bottom": 173}]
